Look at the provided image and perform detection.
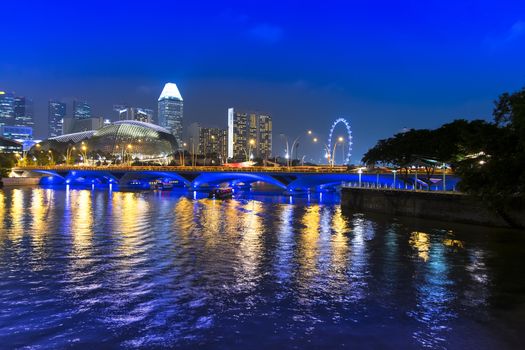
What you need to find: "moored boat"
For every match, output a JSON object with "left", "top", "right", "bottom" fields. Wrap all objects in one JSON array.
[{"left": 208, "top": 187, "right": 233, "bottom": 199}]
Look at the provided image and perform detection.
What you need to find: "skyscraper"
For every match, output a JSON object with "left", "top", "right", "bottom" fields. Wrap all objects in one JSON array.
[
  {"left": 118, "top": 107, "right": 153, "bottom": 123},
  {"left": 228, "top": 108, "right": 272, "bottom": 160},
  {"left": 158, "top": 83, "right": 183, "bottom": 148},
  {"left": 199, "top": 127, "right": 227, "bottom": 160},
  {"left": 0, "top": 91, "right": 15, "bottom": 127},
  {"left": 14, "top": 97, "right": 34, "bottom": 127},
  {"left": 48, "top": 100, "right": 66, "bottom": 137},
  {"left": 228, "top": 108, "right": 247, "bottom": 159},
  {"left": 113, "top": 104, "right": 128, "bottom": 121},
  {"left": 73, "top": 100, "right": 91, "bottom": 119}
]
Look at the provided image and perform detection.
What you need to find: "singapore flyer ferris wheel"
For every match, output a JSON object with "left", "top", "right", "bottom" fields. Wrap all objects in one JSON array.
[{"left": 327, "top": 118, "right": 353, "bottom": 165}]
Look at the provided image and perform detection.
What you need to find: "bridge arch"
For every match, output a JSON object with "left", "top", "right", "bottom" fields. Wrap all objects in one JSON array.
[{"left": 191, "top": 172, "right": 287, "bottom": 190}]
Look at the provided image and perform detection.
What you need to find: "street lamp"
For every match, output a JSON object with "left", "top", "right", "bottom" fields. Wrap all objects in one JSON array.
[
  {"left": 181, "top": 142, "right": 187, "bottom": 166},
  {"left": 338, "top": 136, "right": 345, "bottom": 165},
  {"left": 66, "top": 146, "right": 76, "bottom": 165},
  {"left": 392, "top": 169, "right": 397, "bottom": 189},
  {"left": 127, "top": 144, "right": 132, "bottom": 165},
  {"left": 48, "top": 150, "right": 54, "bottom": 165},
  {"left": 81, "top": 145, "right": 88, "bottom": 165},
  {"left": 313, "top": 137, "right": 331, "bottom": 166},
  {"left": 357, "top": 167, "right": 364, "bottom": 187},
  {"left": 248, "top": 139, "right": 255, "bottom": 162},
  {"left": 441, "top": 163, "right": 447, "bottom": 191}
]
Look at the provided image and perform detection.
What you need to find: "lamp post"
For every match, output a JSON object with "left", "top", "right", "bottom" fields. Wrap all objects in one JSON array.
[
  {"left": 442, "top": 163, "right": 447, "bottom": 191},
  {"left": 66, "top": 146, "right": 76, "bottom": 165},
  {"left": 248, "top": 139, "right": 255, "bottom": 162},
  {"left": 80, "top": 144, "right": 88, "bottom": 165},
  {"left": 414, "top": 166, "right": 418, "bottom": 191},
  {"left": 358, "top": 167, "right": 363, "bottom": 187},
  {"left": 312, "top": 137, "right": 332, "bottom": 166},
  {"left": 392, "top": 169, "right": 397, "bottom": 189},
  {"left": 280, "top": 134, "right": 301, "bottom": 167},
  {"left": 126, "top": 144, "right": 132, "bottom": 165},
  {"left": 330, "top": 138, "right": 343, "bottom": 167},
  {"left": 48, "top": 150, "right": 54, "bottom": 165},
  {"left": 338, "top": 136, "right": 345, "bottom": 164},
  {"left": 181, "top": 142, "right": 187, "bottom": 166}
]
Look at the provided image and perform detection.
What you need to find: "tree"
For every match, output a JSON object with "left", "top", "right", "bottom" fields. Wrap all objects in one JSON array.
[
  {"left": 456, "top": 87, "right": 525, "bottom": 205},
  {"left": 0, "top": 153, "right": 17, "bottom": 177}
]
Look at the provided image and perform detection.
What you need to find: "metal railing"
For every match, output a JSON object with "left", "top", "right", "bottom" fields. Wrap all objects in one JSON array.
[{"left": 14, "top": 165, "right": 355, "bottom": 174}]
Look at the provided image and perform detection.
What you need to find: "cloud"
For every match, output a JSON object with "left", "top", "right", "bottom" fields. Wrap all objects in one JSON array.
[
  {"left": 506, "top": 20, "right": 525, "bottom": 41},
  {"left": 484, "top": 20, "right": 525, "bottom": 51},
  {"left": 248, "top": 23, "right": 283, "bottom": 44}
]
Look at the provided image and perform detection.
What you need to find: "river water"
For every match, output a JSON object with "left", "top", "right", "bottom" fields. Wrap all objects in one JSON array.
[{"left": 0, "top": 186, "right": 523, "bottom": 349}]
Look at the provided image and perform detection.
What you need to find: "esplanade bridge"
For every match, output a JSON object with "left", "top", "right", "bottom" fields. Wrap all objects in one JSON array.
[{"left": 12, "top": 165, "right": 458, "bottom": 192}]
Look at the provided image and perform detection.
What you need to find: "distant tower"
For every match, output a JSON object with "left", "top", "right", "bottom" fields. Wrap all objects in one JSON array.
[
  {"left": 73, "top": 100, "right": 91, "bottom": 119},
  {"left": 158, "top": 83, "right": 183, "bottom": 148},
  {"left": 13, "top": 97, "right": 34, "bottom": 127},
  {"left": 48, "top": 100, "right": 66, "bottom": 137},
  {"left": 0, "top": 91, "right": 15, "bottom": 127},
  {"left": 118, "top": 107, "right": 153, "bottom": 123}
]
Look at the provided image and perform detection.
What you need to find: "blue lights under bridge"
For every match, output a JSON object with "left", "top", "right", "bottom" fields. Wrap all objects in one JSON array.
[{"left": 13, "top": 166, "right": 460, "bottom": 192}]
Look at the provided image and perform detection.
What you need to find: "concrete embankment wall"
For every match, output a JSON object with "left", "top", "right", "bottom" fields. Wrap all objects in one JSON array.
[
  {"left": 1, "top": 177, "right": 41, "bottom": 186},
  {"left": 341, "top": 187, "right": 525, "bottom": 229}
]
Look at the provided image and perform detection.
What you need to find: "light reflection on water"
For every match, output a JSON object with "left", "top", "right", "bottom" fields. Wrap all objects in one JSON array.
[{"left": 0, "top": 187, "right": 523, "bottom": 349}]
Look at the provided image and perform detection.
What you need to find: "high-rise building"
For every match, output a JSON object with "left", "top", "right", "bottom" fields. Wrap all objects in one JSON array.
[
  {"left": 258, "top": 114, "right": 272, "bottom": 159},
  {"left": 118, "top": 107, "right": 153, "bottom": 123},
  {"left": 199, "top": 127, "right": 227, "bottom": 159},
  {"left": 158, "top": 83, "right": 183, "bottom": 148},
  {"left": 73, "top": 100, "right": 91, "bottom": 119},
  {"left": 113, "top": 104, "right": 128, "bottom": 121},
  {"left": 0, "top": 91, "right": 15, "bottom": 127},
  {"left": 228, "top": 108, "right": 272, "bottom": 160},
  {"left": 1, "top": 125, "right": 33, "bottom": 141},
  {"left": 48, "top": 100, "right": 66, "bottom": 137},
  {"left": 13, "top": 97, "right": 34, "bottom": 127}
]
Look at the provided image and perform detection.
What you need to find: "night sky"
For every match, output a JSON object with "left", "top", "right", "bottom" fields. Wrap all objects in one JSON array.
[{"left": 1, "top": 1, "right": 524, "bottom": 163}]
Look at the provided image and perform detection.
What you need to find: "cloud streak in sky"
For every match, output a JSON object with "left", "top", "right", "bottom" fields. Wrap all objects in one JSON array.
[{"left": 248, "top": 23, "right": 283, "bottom": 44}]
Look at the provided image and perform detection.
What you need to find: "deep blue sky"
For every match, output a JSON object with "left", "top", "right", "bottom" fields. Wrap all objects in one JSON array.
[{"left": 1, "top": 0, "right": 525, "bottom": 163}]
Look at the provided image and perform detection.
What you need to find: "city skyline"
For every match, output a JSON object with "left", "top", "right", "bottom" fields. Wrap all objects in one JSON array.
[{"left": 1, "top": 1, "right": 525, "bottom": 162}]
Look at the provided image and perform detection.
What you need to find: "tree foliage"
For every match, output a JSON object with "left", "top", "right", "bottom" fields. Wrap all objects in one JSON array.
[
  {"left": 0, "top": 153, "right": 17, "bottom": 177},
  {"left": 362, "top": 87, "right": 525, "bottom": 204}
]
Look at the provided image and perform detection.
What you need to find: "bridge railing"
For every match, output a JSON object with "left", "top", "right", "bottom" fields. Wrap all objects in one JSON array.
[
  {"left": 14, "top": 165, "right": 354, "bottom": 174},
  {"left": 13, "top": 165, "right": 454, "bottom": 175}
]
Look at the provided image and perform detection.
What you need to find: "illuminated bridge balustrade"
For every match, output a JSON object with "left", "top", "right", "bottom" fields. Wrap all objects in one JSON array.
[{"left": 12, "top": 165, "right": 458, "bottom": 192}]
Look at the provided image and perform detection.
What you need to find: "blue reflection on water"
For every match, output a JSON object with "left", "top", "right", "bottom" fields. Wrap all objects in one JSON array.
[{"left": 0, "top": 186, "right": 523, "bottom": 349}]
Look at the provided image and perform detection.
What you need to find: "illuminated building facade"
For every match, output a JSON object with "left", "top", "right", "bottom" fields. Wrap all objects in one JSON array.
[
  {"left": 199, "top": 127, "right": 227, "bottom": 159},
  {"left": 48, "top": 100, "right": 66, "bottom": 137},
  {"left": 13, "top": 97, "right": 34, "bottom": 128},
  {"left": 73, "top": 100, "right": 91, "bottom": 120},
  {"left": 228, "top": 108, "right": 272, "bottom": 160},
  {"left": 33, "top": 120, "right": 178, "bottom": 161},
  {"left": 0, "top": 136, "right": 23, "bottom": 154},
  {"left": 0, "top": 91, "right": 15, "bottom": 127},
  {"left": 118, "top": 107, "right": 153, "bottom": 123},
  {"left": 158, "top": 83, "right": 183, "bottom": 148},
  {"left": 1, "top": 125, "right": 33, "bottom": 141}
]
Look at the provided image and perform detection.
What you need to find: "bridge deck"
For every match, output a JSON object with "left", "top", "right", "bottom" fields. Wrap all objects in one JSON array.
[
  {"left": 13, "top": 165, "right": 452, "bottom": 175},
  {"left": 14, "top": 165, "right": 356, "bottom": 174}
]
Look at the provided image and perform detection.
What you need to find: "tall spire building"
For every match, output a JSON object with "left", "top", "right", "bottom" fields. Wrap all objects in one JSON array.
[{"left": 158, "top": 83, "right": 183, "bottom": 148}]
